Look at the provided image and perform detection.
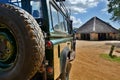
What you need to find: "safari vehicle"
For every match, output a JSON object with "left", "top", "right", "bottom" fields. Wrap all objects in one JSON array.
[{"left": 0, "top": 0, "right": 76, "bottom": 80}]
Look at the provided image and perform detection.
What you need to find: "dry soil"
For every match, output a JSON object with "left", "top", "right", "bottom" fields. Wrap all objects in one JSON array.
[{"left": 70, "top": 40, "right": 120, "bottom": 80}]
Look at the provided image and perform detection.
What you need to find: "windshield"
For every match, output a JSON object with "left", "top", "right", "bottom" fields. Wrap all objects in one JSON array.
[{"left": 30, "top": 0, "right": 43, "bottom": 18}]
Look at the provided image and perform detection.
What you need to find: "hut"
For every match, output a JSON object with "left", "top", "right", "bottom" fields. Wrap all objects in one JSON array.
[{"left": 76, "top": 17, "right": 119, "bottom": 40}]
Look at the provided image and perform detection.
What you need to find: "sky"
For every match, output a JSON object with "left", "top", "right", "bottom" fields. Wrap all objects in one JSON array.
[{"left": 64, "top": 0, "right": 120, "bottom": 29}]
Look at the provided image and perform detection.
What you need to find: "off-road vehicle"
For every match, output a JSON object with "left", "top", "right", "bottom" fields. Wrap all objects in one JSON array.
[{"left": 0, "top": 0, "right": 76, "bottom": 80}]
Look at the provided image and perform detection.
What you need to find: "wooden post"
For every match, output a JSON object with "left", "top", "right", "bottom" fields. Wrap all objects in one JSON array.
[{"left": 109, "top": 45, "right": 115, "bottom": 57}]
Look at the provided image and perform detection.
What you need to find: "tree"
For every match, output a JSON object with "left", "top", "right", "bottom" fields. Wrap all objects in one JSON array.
[
  {"left": 108, "top": 0, "right": 120, "bottom": 22},
  {"left": 118, "top": 28, "right": 120, "bottom": 32}
]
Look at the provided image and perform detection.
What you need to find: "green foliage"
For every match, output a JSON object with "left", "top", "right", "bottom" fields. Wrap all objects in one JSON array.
[
  {"left": 100, "top": 54, "right": 120, "bottom": 63},
  {"left": 118, "top": 28, "right": 120, "bottom": 32},
  {"left": 108, "top": 0, "right": 120, "bottom": 22}
]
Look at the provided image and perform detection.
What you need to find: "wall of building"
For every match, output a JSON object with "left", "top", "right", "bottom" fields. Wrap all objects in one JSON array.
[
  {"left": 76, "top": 33, "right": 119, "bottom": 40},
  {"left": 109, "top": 33, "right": 119, "bottom": 40},
  {"left": 90, "top": 32, "right": 98, "bottom": 40},
  {"left": 76, "top": 33, "right": 81, "bottom": 39}
]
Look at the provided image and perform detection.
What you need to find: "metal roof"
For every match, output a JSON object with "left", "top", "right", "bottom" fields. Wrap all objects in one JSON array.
[{"left": 77, "top": 17, "right": 119, "bottom": 33}]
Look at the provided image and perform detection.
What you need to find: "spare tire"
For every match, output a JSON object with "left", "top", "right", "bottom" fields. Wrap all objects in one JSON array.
[{"left": 0, "top": 3, "right": 45, "bottom": 80}]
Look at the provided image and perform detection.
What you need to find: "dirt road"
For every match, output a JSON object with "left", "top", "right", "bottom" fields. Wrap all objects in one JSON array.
[{"left": 70, "top": 40, "right": 120, "bottom": 80}]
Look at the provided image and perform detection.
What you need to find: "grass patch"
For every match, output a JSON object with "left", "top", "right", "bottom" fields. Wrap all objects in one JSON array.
[{"left": 100, "top": 54, "right": 120, "bottom": 63}]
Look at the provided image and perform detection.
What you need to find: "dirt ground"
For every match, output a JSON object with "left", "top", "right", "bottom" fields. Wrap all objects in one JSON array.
[{"left": 69, "top": 40, "right": 120, "bottom": 80}]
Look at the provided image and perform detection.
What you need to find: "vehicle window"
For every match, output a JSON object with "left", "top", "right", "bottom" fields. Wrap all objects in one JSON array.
[
  {"left": 50, "top": 4, "right": 68, "bottom": 33},
  {"left": 30, "top": 1, "right": 42, "bottom": 18},
  {"left": 50, "top": 5, "right": 59, "bottom": 31},
  {"left": 65, "top": 19, "right": 68, "bottom": 32},
  {"left": 67, "top": 21, "right": 72, "bottom": 34},
  {"left": 9, "top": 0, "right": 21, "bottom": 7},
  {"left": 58, "top": 12, "right": 65, "bottom": 32}
]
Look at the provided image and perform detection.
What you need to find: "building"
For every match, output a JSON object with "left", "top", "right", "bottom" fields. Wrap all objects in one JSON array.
[{"left": 76, "top": 17, "right": 119, "bottom": 40}]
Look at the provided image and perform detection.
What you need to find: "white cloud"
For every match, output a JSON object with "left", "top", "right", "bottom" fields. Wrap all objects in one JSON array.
[
  {"left": 101, "top": 8, "right": 107, "bottom": 12},
  {"left": 100, "top": 0, "right": 109, "bottom": 11},
  {"left": 101, "top": 7, "right": 112, "bottom": 16},
  {"left": 64, "top": 0, "right": 108, "bottom": 28},
  {"left": 100, "top": 0, "right": 108, "bottom": 4},
  {"left": 70, "top": 16, "right": 82, "bottom": 28},
  {"left": 65, "top": 0, "right": 100, "bottom": 14},
  {"left": 64, "top": 0, "right": 101, "bottom": 27},
  {"left": 100, "top": 0, "right": 110, "bottom": 15},
  {"left": 71, "top": 6, "right": 87, "bottom": 13}
]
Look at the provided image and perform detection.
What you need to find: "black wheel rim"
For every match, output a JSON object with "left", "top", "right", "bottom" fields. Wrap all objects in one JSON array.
[{"left": 0, "top": 23, "right": 17, "bottom": 72}]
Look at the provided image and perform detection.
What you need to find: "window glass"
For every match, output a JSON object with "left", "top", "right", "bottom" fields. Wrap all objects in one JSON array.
[
  {"left": 9, "top": 0, "right": 21, "bottom": 7},
  {"left": 0, "top": 0, "right": 9, "bottom": 3},
  {"left": 58, "top": 12, "right": 65, "bottom": 32},
  {"left": 11, "top": 0, "right": 21, "bottom": 2},
  {"left": 51, "top": 5, "right": 59, "bottom": 31},
  {"left": 30, "top": 1, "right": 42, "bottom": 18},
  {"left": 67, "top": 21, "right": 71, "bottom": 33},
  {"left": 50, "top": 4, "right": 68, "bottom": 33},
  {"left": 67, "top": 21, "right": 73, "bottom": 34},
  {"left": 65, "top": 19, "right": 68, "bottom": 32}
]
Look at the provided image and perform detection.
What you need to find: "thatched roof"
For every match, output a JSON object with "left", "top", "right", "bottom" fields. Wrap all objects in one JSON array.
[{"left": 77, "top": 17, "right": 119, "bottom": 33}]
